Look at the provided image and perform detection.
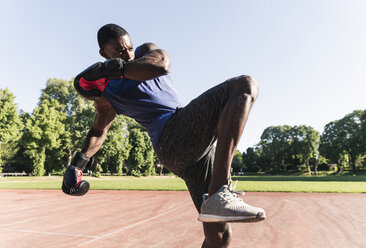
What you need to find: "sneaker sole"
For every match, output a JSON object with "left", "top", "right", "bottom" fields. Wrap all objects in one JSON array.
[{"left": 198, "top": 212, "right": 266, "bottom": 223}]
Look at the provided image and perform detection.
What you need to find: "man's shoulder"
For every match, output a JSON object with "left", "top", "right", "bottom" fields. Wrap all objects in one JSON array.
[{"left": 151, "top": 74, "right": 173, "bottom": 82}]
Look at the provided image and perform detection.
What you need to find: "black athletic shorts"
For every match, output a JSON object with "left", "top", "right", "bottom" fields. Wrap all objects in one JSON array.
[{"left": 155, "top": 81, "right": 230, "bottom": 212}]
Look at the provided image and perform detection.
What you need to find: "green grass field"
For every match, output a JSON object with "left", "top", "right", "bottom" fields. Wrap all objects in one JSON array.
[{"left": 0, "top": 175, "right": 365, "bottom": 193}]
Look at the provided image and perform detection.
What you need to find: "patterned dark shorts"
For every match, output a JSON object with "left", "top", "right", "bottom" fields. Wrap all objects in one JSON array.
[{"left": 154, "top": 81, "right": 230, "bottom": 212}]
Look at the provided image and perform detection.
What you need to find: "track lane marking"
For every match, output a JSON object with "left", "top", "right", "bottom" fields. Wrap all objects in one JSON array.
[
  {"left": 0, "top": 195, "right": 103, "bottom": 221},
  {"left": 0, "top": 227, "right": 99, "bottom": 239},
  {"left": 78, "top": 203, "right": 192, "bottom": 247}
]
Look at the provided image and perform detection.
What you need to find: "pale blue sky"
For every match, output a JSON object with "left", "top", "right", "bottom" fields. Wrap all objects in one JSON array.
[{"left": 0, "top": 0, "right": 365, "bottom": 152}]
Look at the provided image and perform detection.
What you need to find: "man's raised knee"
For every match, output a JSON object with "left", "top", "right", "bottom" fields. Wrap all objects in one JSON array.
[{"left": 229, "top": 75, "right": 259, "bottom": 101}]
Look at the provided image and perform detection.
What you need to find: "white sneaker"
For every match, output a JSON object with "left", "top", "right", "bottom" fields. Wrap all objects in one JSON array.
[{"left": 198, "top": 184, "right": 266, "bottom": 223}]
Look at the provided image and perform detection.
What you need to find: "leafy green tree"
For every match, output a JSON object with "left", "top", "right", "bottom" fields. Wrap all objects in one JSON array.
[
  {"left": 337, "top": 110, "right": 364, "bottom": 172},
  {"left": 0, "top": 88, "right": 23, "bottom": 172},
  {"left": 360, "top": 110, "right": 366, "bottom": 165},
  {"left": 320, "top": 110, "right": 364, "bottom": 172},
  {"left": 126, "top": 118, "right": 157, "bottom": 176},
  {"left": 10, "top": 112, "right": 33, "bottom": 173},
  {"left": 141, "top": 131, "right": 155, "bottom": 176},
  {"left": 242, "top": 146, "right": 269, "bottom": 172},
  {"left": 22, "top": 97, "right": 66, "bottom": 175},
  {"left": 290, "top": 125, "right": 320, "bottom": 174},
  {"left": 259, "top": 125, "right": 292, "bottom": 172},
  {"left": 125, "top": 123, "right": 156, "bottom": 177},
  {"left": 314, "top": 154, "right": 328, "bottom": 174},
  {"left": 40, "top": 78, "right": 95, "bottom": 171},
  {"left": 39, "top": 79, "right": 73, "bottom": 172},
  {"left": 258, "top": 125, "right": 320, "bottom": 173},
  {"left": 355, "top": 154, "right": 366, "bottom": 171},
  {"left": 231, "top": 150, "right": 244, "bottom": 173},
  {"left": 126, "top": 128, "right": 145, "bottom": 176},
  {"left": 319, "top": 121, "right": 341, "bottom": 168},
  {"left": 40, "top": 78, "right": 73, "bottom": 114},
  {"left": 97, "top": 115, "right": 130, "bottom": 175}
]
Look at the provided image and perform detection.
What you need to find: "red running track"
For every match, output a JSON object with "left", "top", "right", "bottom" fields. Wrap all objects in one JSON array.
[{"left": 0, "top": 189, "right": 365, "bottom": 248}]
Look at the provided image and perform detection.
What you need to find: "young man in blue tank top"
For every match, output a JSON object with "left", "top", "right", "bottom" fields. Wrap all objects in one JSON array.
[{"left": 63, "top": 24, "right": 265, "bottom": 248}]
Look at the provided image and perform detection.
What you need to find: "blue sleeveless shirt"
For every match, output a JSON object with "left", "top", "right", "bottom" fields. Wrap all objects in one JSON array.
[{"left": 103, "top": 75, "right": 182, "bottom": 148}]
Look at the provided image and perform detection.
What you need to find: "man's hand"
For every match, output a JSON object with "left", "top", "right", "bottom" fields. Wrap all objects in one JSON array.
[
  {"left": 74, "top": 59, "right": 126, "bottom": 100},
  {"left": 81, "top": 58, "right": 126, "bottom": 82},
  {"left": 62, "top": 152, "right": 97, "bottom": 196}
]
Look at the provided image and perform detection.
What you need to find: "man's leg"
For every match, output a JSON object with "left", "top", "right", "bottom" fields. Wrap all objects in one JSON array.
[
  {"left": 209, "top": 75, "right": 258, "bottom": 195},
  {"left": 202, "top": 223, "right": 232, "bottom": 248},
  {"left": 156, "top": 75, "right": 262, "bottom": 246},
  {"left": 198, "top": 75, "right": 261, "bottom": 246},
  {"left": 183, "top": 149, "right": 233, "bottom": 248}
]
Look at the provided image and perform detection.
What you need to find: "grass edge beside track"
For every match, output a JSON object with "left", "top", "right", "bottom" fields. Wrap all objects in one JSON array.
[{"left": 0, "top": 175, "right": 365, "bottom": 193}]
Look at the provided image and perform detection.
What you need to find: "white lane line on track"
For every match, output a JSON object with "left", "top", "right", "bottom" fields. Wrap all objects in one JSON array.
[
  {"left": 1, "top": 195, "right": 94, "bottom": 213},
  {"left": 0, "top": 216, "right": 45, "bottom": 227},
  {"left": 78, "top": 203, "right": 192, "bottom": 247},
  {"left": 1, "top": 195, "right": 102, "bottom": 218},
  {"left": 0, "top": 196, "right": 105, "bottom": 226},
  {"left": 0, "top": 227, "right": 99, "bottom": 239},
  {"left": 0, "top": 181, "right": 44, "bottom": 183}
]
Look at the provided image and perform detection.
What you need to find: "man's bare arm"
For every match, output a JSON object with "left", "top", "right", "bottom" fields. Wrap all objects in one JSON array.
[
  {"left": 81, "top": 96, "right": 116, "bottom": 157},
  {"left": 124, "top": 43, "right": 171, "bottom": 81}
]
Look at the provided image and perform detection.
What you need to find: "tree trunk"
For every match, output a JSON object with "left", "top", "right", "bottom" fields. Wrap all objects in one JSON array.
[
  {"left": 67, "top": 148, "right": 73, "bottom": 165},
  {"left": 159, "top": 164, "right": 164, "bottom": 176},
  {"left": 349, "top": 154, "right": 357, "bottom": 172},
  {"left": 32, "top": 147, "right": 46, "bottom": 176},
  {"left": 337, "top": 159, "right": 342, "bottom": 173},
  {"left": 306, "top": 159, "right": 311, "bottom": 175},
  {"left": 314, "top": 161, "right": 318, "bottom": 175},
  {"left": 117, "top": 160, "right": 123, "bottom": 176}
]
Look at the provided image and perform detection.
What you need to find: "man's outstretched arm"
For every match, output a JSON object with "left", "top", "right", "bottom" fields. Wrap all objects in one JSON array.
[
  {"left": 124, "top": 42, "right": 171, "bottom": 81},
  {"left": 62, "top": 96, "right": 115, "bottom": 196},
  {"left": 81, "top": 96, "right": 116, "bottom": 157}
]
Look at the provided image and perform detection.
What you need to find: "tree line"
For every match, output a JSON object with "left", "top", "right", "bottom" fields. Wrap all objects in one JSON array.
[
  {"left": 0, "top": 79, "right": 157, "bottom": 176},
  {"left": 232, "top": 111, "right": 366, "bottom": 174},
  {"left": 1, "top": 79, "right": 365, "bottom": 176}
]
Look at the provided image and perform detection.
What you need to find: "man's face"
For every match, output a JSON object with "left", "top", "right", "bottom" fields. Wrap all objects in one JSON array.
[{"left": 100, "top": 35, "right": 135, "bottom": 62}]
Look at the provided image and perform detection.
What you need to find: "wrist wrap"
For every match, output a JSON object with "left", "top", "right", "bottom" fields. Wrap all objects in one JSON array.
[{"left": 71, "top": 152, "right": 90, "bottom": 170}]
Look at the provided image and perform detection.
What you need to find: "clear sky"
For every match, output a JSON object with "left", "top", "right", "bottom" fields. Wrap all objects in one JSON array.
[{"left": 0, "top": 0, "right": 365, "bottom": 152}]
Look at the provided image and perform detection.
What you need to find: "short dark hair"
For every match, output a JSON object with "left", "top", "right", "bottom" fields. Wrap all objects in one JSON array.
[{"left": 97, "top": 24, "right": 128, "bottom": 48}]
